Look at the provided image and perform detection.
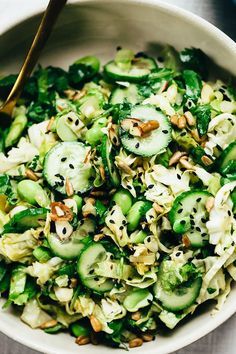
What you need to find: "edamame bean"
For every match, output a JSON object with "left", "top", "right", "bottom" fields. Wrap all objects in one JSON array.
[
  {"left": 173, "top": 217, "right": 191, "bottom": 234},
  {"left": 123, "top": 288, "right": 153, "bottom": 312},
  {"left": 112, "top": 189, "right": 133, "bottom": 215},
  {"left": 85, "top": 117, "right": 107, "bottom": 146},
  {"left": 72, "top": 195, "right": 83, "bottom": 213},
  {"left": 17, "top": 180, "right": 50, "bottom": 207},
  {"left": 75, "top": 56, "right": 100, "bottom": 74},
  {"left": 126, "top": 201, "right": 146, "bottom": 232},
  {"left": 71, "top": 322, "right": 89, "bottom": 337},
  {"left": 5, "top": 107, "right": 27, "bottom": 148},
  {"left": 130, "top": 230, "right": 147, "bottom": 244}
]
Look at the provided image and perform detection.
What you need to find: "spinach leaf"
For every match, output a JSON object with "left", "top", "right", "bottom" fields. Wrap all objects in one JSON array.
[
  {"left": 180, "top": 47, "right": 208, "bottom": 79},
  {"left": 0, "top": 74, "right": 17, "bottom": 99},
  {"left": 183, "top": 70, "right": 202, "bottom": 101},
  {"left": 192, "top": 104, "right": 211, "bottom": 136},
  {"left": 68, "top": 63, "right": 95, "bottom": 87}
]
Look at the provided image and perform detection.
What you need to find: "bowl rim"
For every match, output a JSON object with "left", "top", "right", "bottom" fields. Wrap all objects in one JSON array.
[{"left": 0, "top": 1, "right": 235, "bottom": 353}]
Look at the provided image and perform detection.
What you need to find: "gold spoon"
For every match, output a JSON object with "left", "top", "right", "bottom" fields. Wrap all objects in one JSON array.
[{"left": 0, "top": 0, "right": 67, "bottom": 121}]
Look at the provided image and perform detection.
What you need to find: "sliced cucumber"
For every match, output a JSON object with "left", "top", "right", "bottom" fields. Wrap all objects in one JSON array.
[
  {"left": 48, "top": 233, "right": 86, "bottom": 260},
  {"left": 120, "top": 105, "right": 171, "bottom": 157},
  {"left": 169, "top": 190, "right": 212, "bottom": 248},
  {"left": 104, "top": 57, "right": 157, "bottom": 83},
  {"left": 3, "top": 208, "right": 48, "bottom": 233},
  {"left": 154, "top": 277, "right": 202, "bottom": 312},
  {"left": 101, "top": 135, "right": 120, "bottom": 186},
  {"left": 110, "top": 84, "right": 142, "bottom": 105},
  {"left": 43, "top": 142, "right": 93, "bottom": 195},
  {"left": 217, "top": 141, "right": 236, "bottom": 176},
  {"left": 77, "top": 243, "right": 113, "bottom": 293},
  {"left": 56, "top": 113, "right": 78, "bottom": 142}
]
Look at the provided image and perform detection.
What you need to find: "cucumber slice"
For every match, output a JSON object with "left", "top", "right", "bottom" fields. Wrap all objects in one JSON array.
[
  {"left": 120, "top": 105, "right": 171, "bottom": 157},
  {"left": 101, "top": 135, "right": 120, "bottom": 186},
  {"left": 126, "top": 201, "right": 152, "bottom": 232},
  {"left": 217, "top": 141, "right": 236, "bottom": 176},
  {"left": 43, "top": 142, "right": 93, "bottom": 195},
  {"left": 110, "top": 84, "right": 142, "bottom": 105},
  {"left": 48, "top": 233, "right": 86, "bottom": 260},
  {"left": 169, "top": 190, "right": 212, "bottom": 247},
  {"left": 105, "top": 57, "right": 157, "bottom": 83},
  {"left": 77, "top": 243, "right": 113, "bottom": 293},
  {"left": 154, "top": 277, "right": 202, "bottom": 312},
  {"left": 3, "top": 208, "right": 48, "bottom": 233},
  {"left": 56, "top": 113, "right": 78, "bottom": 142}
]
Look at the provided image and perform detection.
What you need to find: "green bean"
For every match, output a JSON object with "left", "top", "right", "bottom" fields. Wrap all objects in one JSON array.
[
  {"left": 5, "top": 106, "right": 27, "bottom": 148},
  {"left": 112, "top": 189, "right": 133, "bottom": 215},
  {"left": 70, "top": 322, "right": 89, "bottom": 337},
  {"left": 17, "top": 180, "right": 50, "bottom": 207},
  {"left": 85, "top": 117, "right": 107, "bottom": 146},
  {"left": 72, "top": 195, "right": 83, "bottom": 213},
  {"left": 75, "top": 56, "right": 100, "bottom": 74}
]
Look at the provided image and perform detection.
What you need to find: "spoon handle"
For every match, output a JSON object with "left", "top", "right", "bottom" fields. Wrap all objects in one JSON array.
[{"left": 2, "top": 0, "right": 67, "bottom": 116}]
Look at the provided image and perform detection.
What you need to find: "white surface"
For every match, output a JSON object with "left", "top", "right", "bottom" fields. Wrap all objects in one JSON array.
[{"left": 0, "top": 1, "right": 235, "bottom": 354}]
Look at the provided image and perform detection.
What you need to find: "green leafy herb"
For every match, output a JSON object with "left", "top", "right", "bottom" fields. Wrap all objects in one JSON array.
[
  {"left": 183, "top": 70, "right": 202, "bottom": 101},
  {"left": 192, "top": 104, "right": 211, "bottom": 136}
]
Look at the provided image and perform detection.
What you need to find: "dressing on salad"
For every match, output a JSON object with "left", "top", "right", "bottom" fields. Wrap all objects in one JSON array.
[{"left": 0, "top": 46, "right": 235, "bottom": 349}]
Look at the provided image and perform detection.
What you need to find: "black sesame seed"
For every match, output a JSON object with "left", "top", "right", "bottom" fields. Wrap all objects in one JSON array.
[
  {"left": 180, "top": 131, "right": 187, "bottom": 136},
  {"left": 69, "top": 164, "right": 74, "bottom": 169},
  {"left": 122, "top": 220, "right": 126, "bottom": 225},
  {"left": 75, "top": 119, "right": 79, "bottom": 126},
  {"left": 190, "top": 215, "right": 194, "bottom": 219},
  {"left": 193, "top": 208, "right": 197, "bottom": 213},
  {"left": 196, "top": 198, "right": 202, "bottom": 202},
  {"left": 62, "top": 227, "right": 67, "bottom": 235},
  {"left": 119, "top": 225, "right": 124, "bottom": 230},
  {"left": 135, "top": 142, "right": 140, "bottom": 149},
  {"left": 58, "top": 181, "right": 64, "bottom": 187},
  {"left": 162, "top": 130, "right": 168, "bottom": 134},
  {"left": 147, "top": 236, "right": 151, "bottom": 243},
  {"left": 177, "top": 174, "right": 181, "bottom": 180},
  {"left": 133, "top": 122, "right": 138, "bottom": 127},
  {"left": 177, "top": 208, "right": 183, "bottom": 214},
  {"left": 196, "top": 227, "right": 201, "bottom": 232},
  {"left": 201, "top": 218, "right": 207, "bottom": 223},
  {"left": 148, "top": 184, "right": 154, "bottom": 189},
  {"left": 190, "top": 220, "right": 195, "bottom": 225},
  {"left": 67, "top": 117, "right": 73, "bottom": 122},
  {"left": 176, "top": 252, "right": 181, "bottom": 257},
  {"left": 127, "top": 185, "right": 132, "bottom": 190},
  {"left": 61, "top": 157, "right": 67, "bottom": 162},
  {"left": 228, "top": 210, "right": 232, "bottom": 216},
  {"left": 180, "top": 220, "right": 186, "bottom": 225},
  {"left": 202, "top": 233, "right": 207, "bottom": 237},
  {"left": 111, "top": 210, "right": 115, "bottom": 216},
  {"left": 116, "top": 45, "right": 122, "bottom": 51},
  {"left": 94, "top": 277, "right": 100, "bottom": 281},
  {"left": 109, "top": 219, "right": 115, "bottom": 224},
  {"left": 55, "top": 173, "right": 61, "bottom": 178},
  {"left": 89, "top": 269, "right": 95, "bottom": 275}
]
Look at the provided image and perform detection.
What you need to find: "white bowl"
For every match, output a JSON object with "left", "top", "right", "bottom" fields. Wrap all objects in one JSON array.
[{"left": 0, "top": 1, "right": 235, "bottom": 353}]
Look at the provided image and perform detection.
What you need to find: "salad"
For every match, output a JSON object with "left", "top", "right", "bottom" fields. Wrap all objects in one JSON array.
[{"left": 0, "top": 46, "right": 235, "bottom": 349}]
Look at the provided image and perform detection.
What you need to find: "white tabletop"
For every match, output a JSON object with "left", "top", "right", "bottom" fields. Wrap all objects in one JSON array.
[{"left": 0, "top": 1, "right": 235, "bottom": 353}]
